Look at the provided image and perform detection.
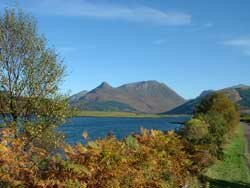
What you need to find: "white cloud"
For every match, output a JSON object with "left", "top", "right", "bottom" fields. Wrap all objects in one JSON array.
[
  {"left": 224, "top": 38, "right": 250, "bottom": 56},
  {"left": 23, "top": 0, "right": 191, "bottom": 25}
]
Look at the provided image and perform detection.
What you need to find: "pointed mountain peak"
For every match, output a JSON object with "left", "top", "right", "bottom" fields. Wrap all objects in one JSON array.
[{"left": 97, "top": 81, "right": 112, "bottom": 89}]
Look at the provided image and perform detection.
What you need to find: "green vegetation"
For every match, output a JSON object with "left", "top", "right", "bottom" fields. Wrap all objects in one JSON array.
[
  {"left": 0, "top": 8, "right": 68, "bottom": 142},
  {"left": 205, "top": 125, "right": 250, "bottom": 187},
  {"left": 0, "top": 8, "right": 248, "bottom": 188},
  {"left": 241, "top": 114, "right": 250, "bottom": 123},
  {"left": 183, "top": 117, "right": 209, "bottom": 144},
  {"left": 74, "top": 100, "right": 137, "bottom": 112},
  {"left": 185, "top": 93, "right": 250, "bottom": 187},
  {"left": 72, "top": 110, "right": 187, "bottom": 118},
  {"left": 182, "top": 93, "right": 240, "bottom": 159}
]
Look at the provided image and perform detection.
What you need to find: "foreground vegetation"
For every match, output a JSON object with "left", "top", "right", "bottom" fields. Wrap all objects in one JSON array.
[
  {"left": 0, "top": 8, "right": 247, "bottom": 188},
  {"left": 0, "top": 91, "right": 241, "bottom": 187},
  {"left": 205, "top": 125, "right": 250, "bottom": 187}
]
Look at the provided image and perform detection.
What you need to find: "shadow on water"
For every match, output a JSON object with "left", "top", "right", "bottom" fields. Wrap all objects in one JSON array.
[{"left": 208, "top": 178, "right": 250, "bottom": 188}]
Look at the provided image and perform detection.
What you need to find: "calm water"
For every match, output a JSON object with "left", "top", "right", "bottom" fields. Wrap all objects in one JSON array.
[{"left": 58, "top": 116, "right": 189, "bottom": 145}]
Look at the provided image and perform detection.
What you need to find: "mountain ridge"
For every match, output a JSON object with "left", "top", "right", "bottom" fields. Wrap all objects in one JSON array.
[
  {"left": 70, "top": 80, "right": 186, "bottom": 114},
  {"left": 165, "top": 84, "right": 250, "bottom": 114}
]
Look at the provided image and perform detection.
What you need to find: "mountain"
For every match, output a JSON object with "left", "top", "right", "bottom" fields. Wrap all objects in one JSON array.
[
  {"left": 165, "top": 84, "right": 250, "bottom": 114},
  {"left": 69, "top": 90, "right": 88, "bottom": 103},
  {"left": 199, "top": 90, "right": 214, "bottom": 97},
  {"left": 70, "top": 81, "right": 186, "bottom": 114}
]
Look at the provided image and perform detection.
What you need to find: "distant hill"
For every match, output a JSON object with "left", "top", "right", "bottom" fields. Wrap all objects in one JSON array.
[
  {"left": 69, "top": 90, "right": 88, "bottom": 103},
  {"left": 165, "top": 84, "right": 250, "bottom": 114},
  {"left": 70, "top": 81, "right": 186, "bottom": 114}
]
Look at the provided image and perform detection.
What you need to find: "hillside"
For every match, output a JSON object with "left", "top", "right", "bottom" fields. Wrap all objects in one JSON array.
[
  {"left": 70, "top": 81, "right": 186, "bottom": 114},
  {"left": 69, "top": 90, "right": 88, "bottom": 103},
  {"left": 166, "top": 84, "right": 250, "bottom": 114}
]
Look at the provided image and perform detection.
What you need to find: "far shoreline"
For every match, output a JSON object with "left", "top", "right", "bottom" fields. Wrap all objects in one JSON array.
[{"left": 70, "top": 110, "right": 191, "bottom": 119}]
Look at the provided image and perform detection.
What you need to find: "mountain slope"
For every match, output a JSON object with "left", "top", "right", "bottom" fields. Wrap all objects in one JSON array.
[
  {"left": 70, "top": 81, "right": 185, "bottom": 114},
  {"left": 166, "top": 84, "right": 250, "bottom": 114},
  {"left": 69, "top": 90, "right": 88, "bottom": 103}
]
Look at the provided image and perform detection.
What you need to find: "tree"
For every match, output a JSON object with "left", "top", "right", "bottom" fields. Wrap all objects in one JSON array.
[
  {"left": 195, "top": 93, "right": 239, "bottom": 130},
  {"left": 0, "top": 8, "right": 68, "bottom": 147},
  {"left": 190, "top": 93, "right": 240, "bottom": 159},
  {"left": 203, "top": 112, "right": 227, "bottom": 158}
]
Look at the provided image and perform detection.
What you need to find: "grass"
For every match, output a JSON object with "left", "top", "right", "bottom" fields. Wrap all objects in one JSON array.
[
  {"left": 72, "top": 110, "right": 189, "bottom": 118},
  {"left": 205, "top": 124, "right": 250, "bottom": 187}
]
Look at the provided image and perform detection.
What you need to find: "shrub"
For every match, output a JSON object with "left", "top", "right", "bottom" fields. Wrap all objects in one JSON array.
[
  {"left": 184, "top": 117, "right": 209, "bottom": 144},
  {"left": 195, "top": 93, "right": 240, "bottom": 131},
  {"left": 60, "top": 130, "right": 197, "bottom": 187},
  {"left": 183, "top": 93, "right": 241, "bottom": 171}
]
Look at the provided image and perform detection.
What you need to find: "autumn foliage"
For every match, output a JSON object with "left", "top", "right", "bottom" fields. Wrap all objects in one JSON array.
[
  {"left": 0, "top": 93, "right": 239, "bottom": 187},
  {"left": 0, "top": 8, "right": 240, "bottom": 188},
  {"left": 0, "top": 127, "right": 198, "bottom": 187}
]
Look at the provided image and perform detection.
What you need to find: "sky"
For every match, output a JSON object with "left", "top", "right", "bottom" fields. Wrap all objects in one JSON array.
[{"left": 1, "top": 0, "right": 250, "bottom": 99}]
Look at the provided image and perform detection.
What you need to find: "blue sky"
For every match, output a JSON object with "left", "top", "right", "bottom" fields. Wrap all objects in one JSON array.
[{"left": 1, "top": 0, "right": 250, "bottom": 99}]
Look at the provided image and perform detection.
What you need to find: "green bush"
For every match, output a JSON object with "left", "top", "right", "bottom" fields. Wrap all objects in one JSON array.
[
  {"left": 184, "top": 117, "right": 209, "bottom": 144},
  {"left": 184, "top": 93, "right": 240, "bottom": 162},
  {"left": 195, "top": 93, "right": 240, "bottom": 131}
]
